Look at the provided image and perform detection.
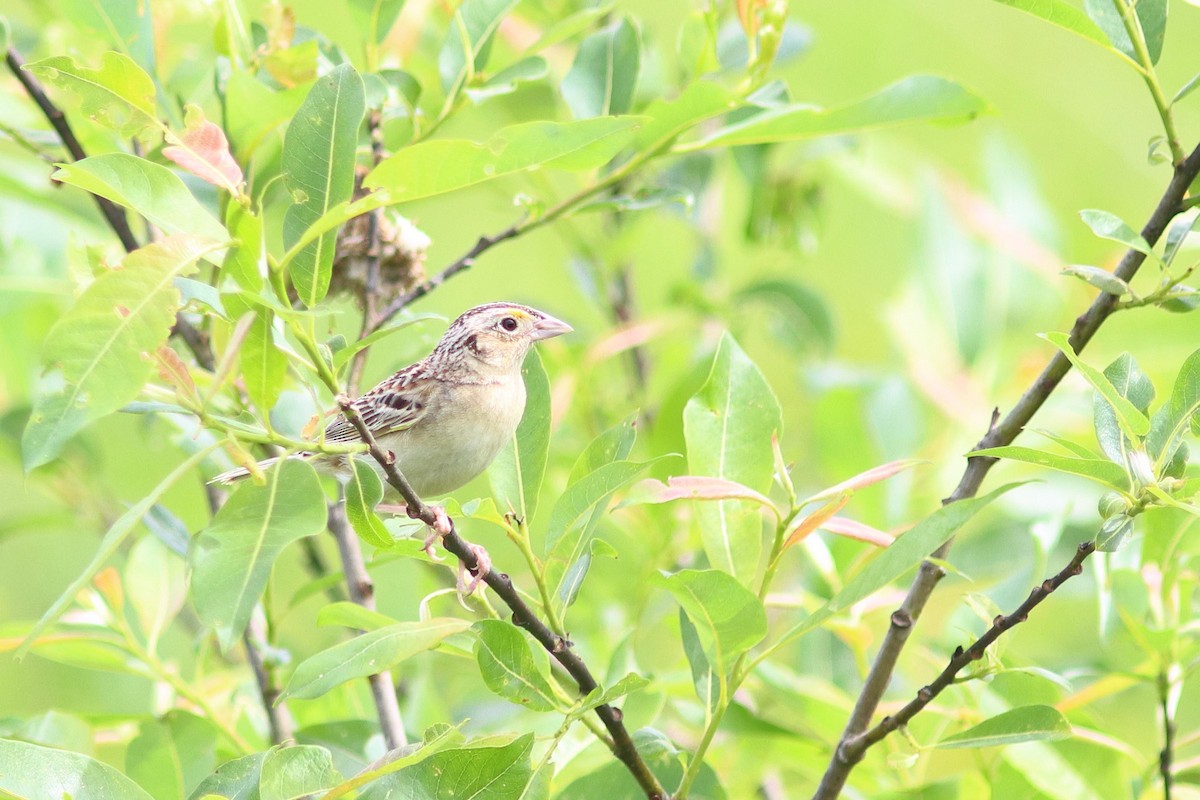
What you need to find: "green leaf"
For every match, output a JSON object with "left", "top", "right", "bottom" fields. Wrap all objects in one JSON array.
[
  {"left": 125, "top": 536, "right": 186, "bottom": 650},
  {"left": 283, "top": 63, "right": 365, "bottom": 307},
  {"left": 1096, "top": 513, "right": 1134, "bottom": 551},
  {"left": 684, "top": 332, "right": 782, "bottom": 582},
  {"left": 56, "top": 0, "right": 156, "bottom": 72},
  {"left": 488, "top": 350, "right": 551, "bottom": 521},
  {"left": 1173, "top": 70, "right": 1200, "bottom": 106},
  {"left": 568, "top": 414, "right": 638, "bottom": 484},
  {"left": 357, "top": 734, "right": 533, "bottom": 800},
  {"left": 24, "top": 52, "right": 157, "bottom": 138},
  {"left": 1060, "top": 265, "right": 1130, "bottom": 296},
  {"left": 191, "top": 459, "right": 328, "bottom": 650},
  {"left": 737, "top": 278, "right": 835, "bottom": 353},
  {"left": 465, "top": 56, "right": 549, "bottom": 103},
  {"left": 679, "top": 610, "right": 719, "bottom": 712},
  {"left": 936, "top": 705, "right": 1073, "bottom": 749},
  {"left": 225, "top": 69, "right": 311, "bottom": 158},
  {"left": 1147, "top": 348, "right": 1200, "bottom": 472},
  {"left": 53, "top": 154, "right": 229, "bottom": 244},
  {"left": 1041, "top": 332, "right": 1149, "bottom": 440},
  {"left": 0, "top": 738, "right": 154, "bottom": 800},
  {"left": 571, "top": 672, "right": 651, "bottom": 719},
  {"left": 316, "top": 601, "right": 396, "bottom": 631},
  {"left": 125, "top": 712, "right": 217, "bottom": 800},
  {"left": 316, "top": 726, "right": 465, "bottom": 798},
  {"left": 364, "top": 117, "right": 642, "bottom": 203},
  {"left": 1084, "top": 0, "right": 1167, "bottom": 65},
  {"left": 282, "top": 618, "right": 471, "bottom": 700},
  {"left": 241, "top": 309, "right": 286, "bottom": 415},
  {"left": 260, "top": 745, "right": 343, "bottom": 800},
  {"left": 990, "top": 0, "right": 1113, "bottom": 52},
  {"left": 1094, "top": 353, "right": 1154, "bottom": 466},
  {"left": 1078, "top": 209, "right": 1157, "bottom": 261},
  {"left": 694, "top": 75, "right": 987, "bottom": 148},
  {"left": 223, "top": 203, "right": 264, "bottom": 292},
  {"left": 345, "top": 457, "right": 394, "bottom": 549},
  {"left": 779, "top": 483, "right": 1022, "bottom": 644},
  {"left": 544, "top": 458, "right": 662, "bottom": 616},
  {"left": 438, "top": 0, "right": 519, "bottom": 95},
  {"left": 349, "top": 0, "right": 407, "bottom": 45},
  {"left": 659, "top": 568, "right": 768, "bottom": 675},
  {"left": 970, "top": 446, "right": 1129, "bottom": 491},
  {"left": 527, "top": 2, "right": 616, "bottom": 52},
  {"left": 13, "top": 447, "right": 219, "bottom": 659},
  {"left": 23, "top": 235, "right": 224, "bottom": 470},
  {"left": 473, "top": 620, "right": 558, "bottom": 712},
  {"left": 561, "top": 18, "right": 641, "bottom": 118},
  {"left": 189, "top": 753, "right": 265, "bottom": 799}
]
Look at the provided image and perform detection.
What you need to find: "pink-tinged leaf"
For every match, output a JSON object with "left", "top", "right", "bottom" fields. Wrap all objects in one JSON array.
[
  {"left": 623, "top": 476, "right": 779, "bottom": 515},
  {"left": 819, "top": 517, "right": 894, "bottom": 548},
  {"left": 163, "top": 104, "right": 244, "bottom": 192},
  {"left": 783, "top": 494, "right": 849, "bottom": 550},
  {"left": 803, "top": 459, "right": 924, "bottom": 506}
]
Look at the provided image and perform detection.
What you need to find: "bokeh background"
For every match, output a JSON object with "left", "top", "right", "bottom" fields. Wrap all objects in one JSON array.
[{"left": 2, "top": 1, "right": 1200, "bottom": 795}]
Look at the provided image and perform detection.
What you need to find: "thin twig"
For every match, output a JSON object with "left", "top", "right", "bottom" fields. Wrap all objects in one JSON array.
[
  {"left": 368, "top": 224, "right": 524, "bottom": 334},
  {"left": 841, "top": 540, "right": 1095, "bottom": 759},
  {"left": 244, "top": 614, "right": 295, "bottom": 744},
  {"left": 813, "top": 140, "right": 1200, "bottom": 799},
  {"left": 5, "top": 46, "right": 139, "bottom": 251},
  {"left": 328, "top": 499, "right": 408, "bottom": 750},
  {"left": 333, "top": 394, "right": 667, "bottom": 800},
  {"left": 1159, "top": 668, "right": 1176, "bottom": 800}
]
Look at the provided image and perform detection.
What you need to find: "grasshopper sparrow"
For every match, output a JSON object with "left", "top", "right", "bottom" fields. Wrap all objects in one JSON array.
[{"left": 217, "top": 302, "right": 571, "bottom": 587}]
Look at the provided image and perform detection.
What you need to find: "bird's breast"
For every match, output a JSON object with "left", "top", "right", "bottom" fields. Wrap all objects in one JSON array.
[{"left": 382, "top": 376, "right": 526, "bottom": 498}]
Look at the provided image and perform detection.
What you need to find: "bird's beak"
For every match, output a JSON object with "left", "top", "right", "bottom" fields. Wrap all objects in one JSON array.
[{"left": 532, "top": 313, "right": 573, "bottom": 341}]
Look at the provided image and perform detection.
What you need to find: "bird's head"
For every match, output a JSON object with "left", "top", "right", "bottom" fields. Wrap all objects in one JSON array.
[{"left": 436, "top": 302, "right": 572, "bottom": 374}]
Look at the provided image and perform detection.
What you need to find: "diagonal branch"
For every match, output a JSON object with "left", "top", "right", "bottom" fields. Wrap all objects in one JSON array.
[
  {"left": 333, "top": 394, "right": 667, "bottom": 800},
  {"left": 842, "top": 540, "right": 1095, "bottom": 760},
  {"left": 813, "top": 140, "right": 1200, "bottom": 799}
]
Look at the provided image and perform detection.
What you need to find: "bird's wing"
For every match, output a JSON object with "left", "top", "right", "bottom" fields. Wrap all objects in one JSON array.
[{"left": 322, "top": 366, "right": 434, "bottom": 444}]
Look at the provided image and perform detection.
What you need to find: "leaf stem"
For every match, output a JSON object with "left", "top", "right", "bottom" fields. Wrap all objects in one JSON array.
[{"left": 1116, "top": 0, "right": 1185, "bottom": 166}]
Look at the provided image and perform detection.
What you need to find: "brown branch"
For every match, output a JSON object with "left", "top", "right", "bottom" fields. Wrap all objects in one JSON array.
[
  {"left": 327, "top": 499, "right": 409, "bottom": 750},
  {"left": 366, "top": 223, "right": 523, "bottom": 335},
  {"left": 333, "top": 394, "right": 667, "bottom": 800},
  {"left": 5, "top": 45, "right": 139, "bottom": 252},
  {"left": 244, "top": 614, "right": 295, "bottom": 744},
  {"left": 813, "top": 141, "right": 1200, "bottom": 799},
  {"left": 839, "top": 540, "right": 1095, "bottom": 761}
]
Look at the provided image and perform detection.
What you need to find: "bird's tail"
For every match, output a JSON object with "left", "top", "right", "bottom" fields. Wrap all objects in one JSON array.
[{"left": 209, "top": 456, "right": 282, "bottom": 485}]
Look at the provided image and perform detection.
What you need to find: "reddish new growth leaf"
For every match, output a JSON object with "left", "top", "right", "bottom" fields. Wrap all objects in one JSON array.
[
  {"left": 803, "top": 459, "right": 924, "bottom": 506},
  {"left": 819, "top": 517, "right": 894, "bottom": 548},
  {"left": 163, "top": 104, "right": 244, "bottom": 192},
  {"left": 783, "top": 494, "right": 849, "bottom": 549},
  {"left": 625, "top": 475, "right": 778, "bottom": 514}
]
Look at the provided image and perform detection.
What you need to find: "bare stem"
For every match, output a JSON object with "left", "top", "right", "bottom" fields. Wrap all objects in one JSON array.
[
  {"left": 1159, "top": 668, "right": 1176, "bottom": 800},
  {"left": 813, "top": 141, "right": 1200, "bottom": 799},
  {"left": 837, "top": 540, "right": 1095, "bottom": 763},
  {"left": 327, "top": 499, "right": 409, "bottom": 750},
  {"left": 244, "top": 614, "right": 295, "bottom": 744},
  {"left": 333, "top": 395, "right": 667, "bottom": 800}
]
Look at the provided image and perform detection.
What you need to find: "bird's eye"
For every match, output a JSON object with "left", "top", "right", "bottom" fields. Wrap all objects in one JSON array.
[{"left": 500, "top": 316, "right": 519, "bottom": 332}]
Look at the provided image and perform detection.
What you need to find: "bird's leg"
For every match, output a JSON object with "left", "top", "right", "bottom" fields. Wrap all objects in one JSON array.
[{"left": 457, "top": 543, "right": 492, "bottom": 595}]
